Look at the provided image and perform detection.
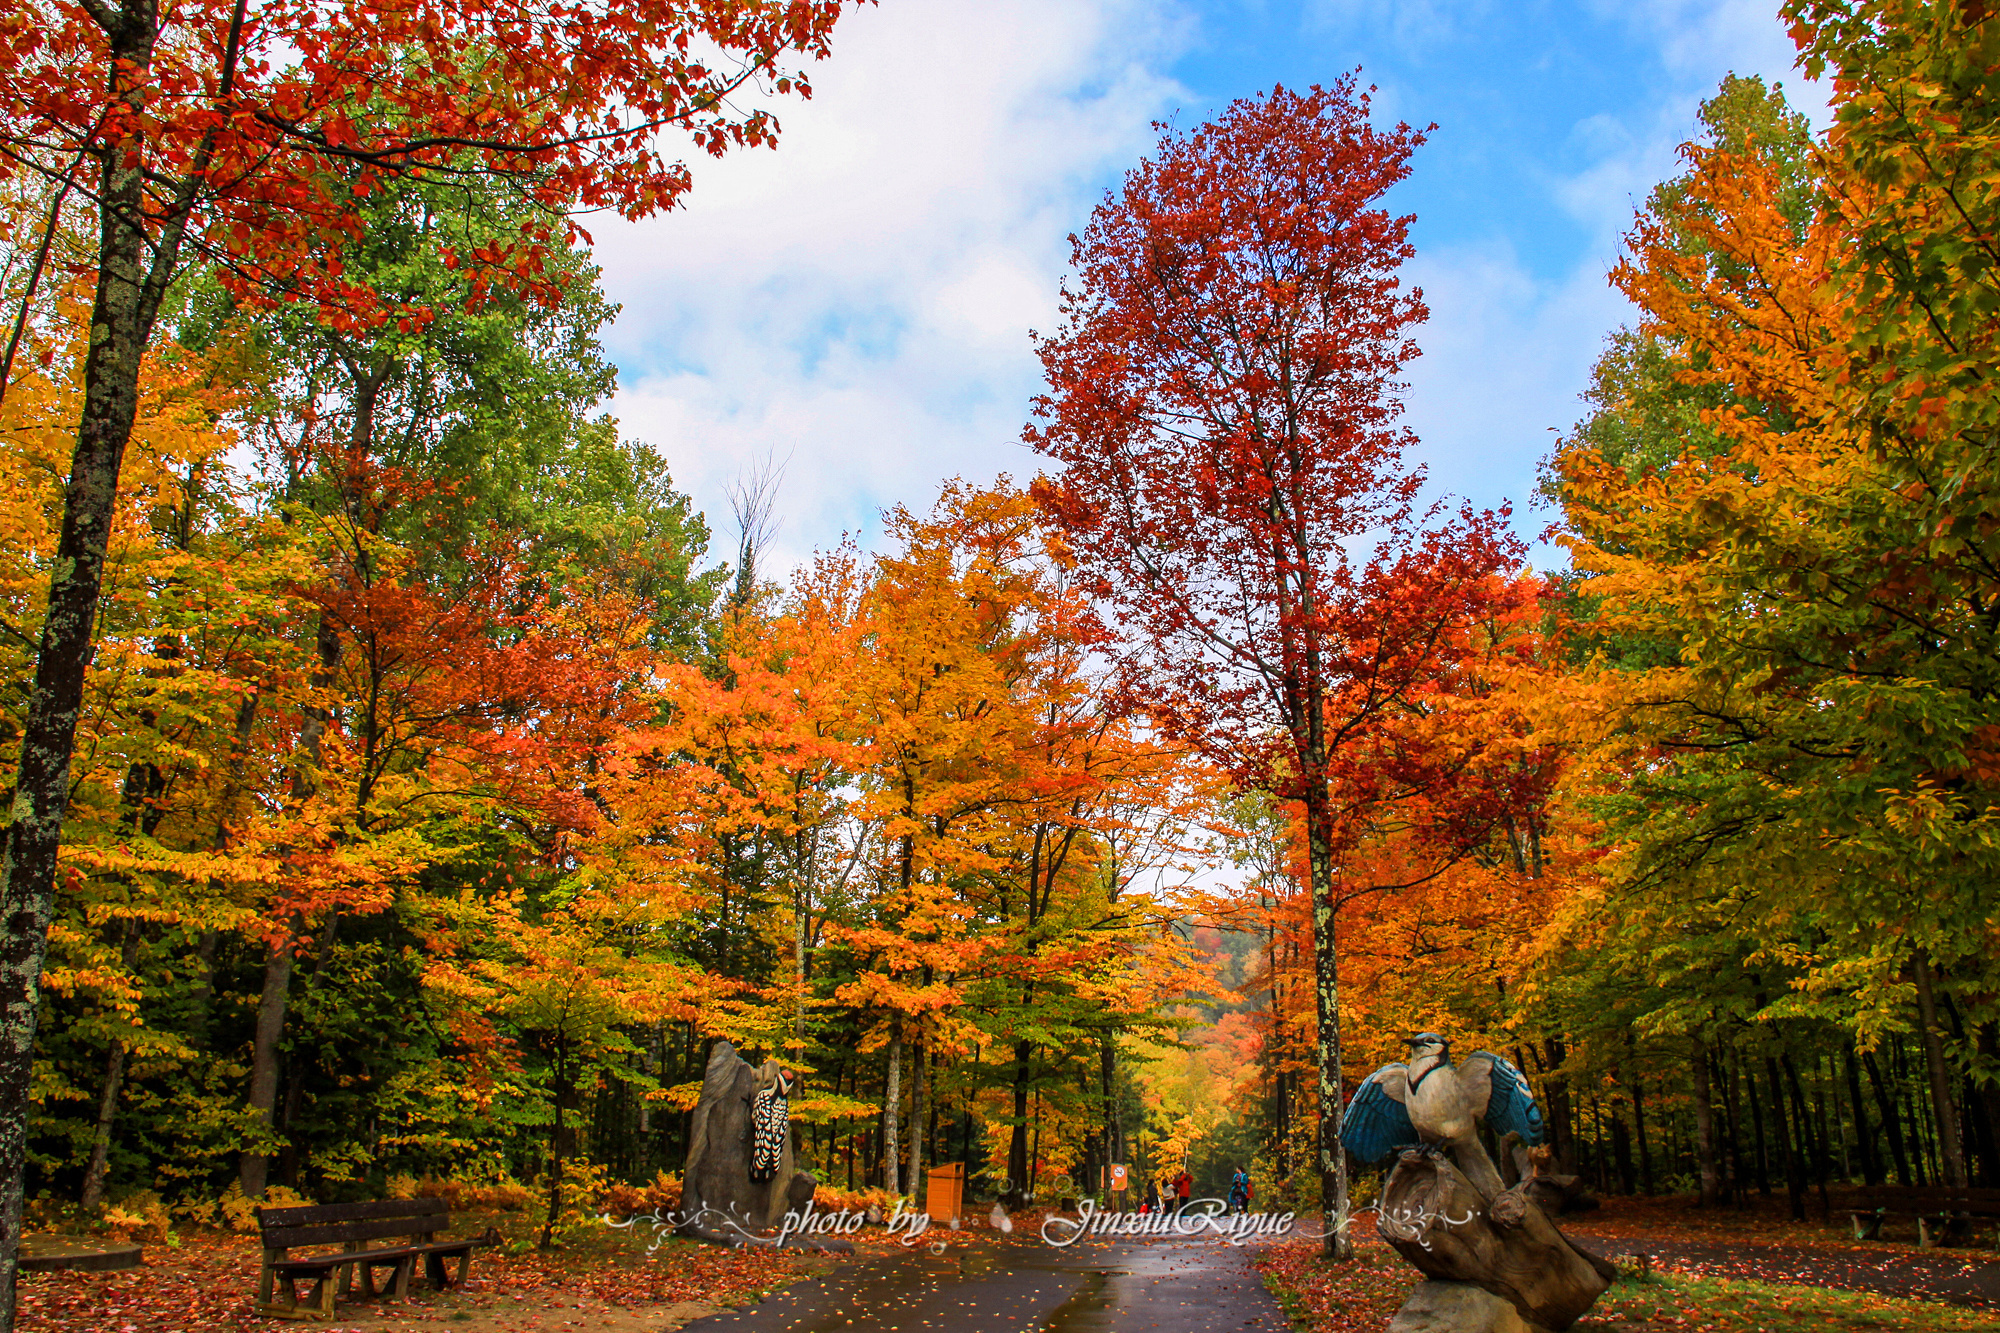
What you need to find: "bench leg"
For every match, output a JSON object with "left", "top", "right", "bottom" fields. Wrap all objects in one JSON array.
[
  {"left": 1918, "top": 1215, "right": 1938, "bottom": 1250},
  {"left": 455, "top": 1249, "right": 471, "bottom": 1289},
  {"left": 256, "top": 1272, "right": 301, "bottom": 1318},
  {"left": 425, "top": 1250, "right": 447, "bottom": 1290},
  {"left": 312, "top": 1270, "right": 339, "bottom": 1319},
  {"left": 1849, "top": 1212, "right": 1884, "bottom": 1241},
  {"left": 257, "top": 1268, "right": 351, "bottom": 1321}
]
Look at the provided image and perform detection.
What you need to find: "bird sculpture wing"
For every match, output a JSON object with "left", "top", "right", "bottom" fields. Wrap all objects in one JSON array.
[
  {"left": 1458, "top": 1051, "right": 1545, "bottom": 1145},
  {"left": 1342, "top": 1064, "right": 1418, "bottom": 1166}
]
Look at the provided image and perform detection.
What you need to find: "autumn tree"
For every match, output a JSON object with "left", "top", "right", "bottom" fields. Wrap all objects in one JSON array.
[
  {"left": 1028, "top": 81, "right": 1522, "bottom": 1256},
  {"left": 194, "top": 166, "right": 723, "bottom": 1196},
  {"left": 0, "top": 300, "right": 303, "bottom": 1212},
  {"left": 1549, "top": 4, "right": 2000, "bottom": 1200},
  {"left": 0, "top": 0, "right": 853, "bottom": 1308}
]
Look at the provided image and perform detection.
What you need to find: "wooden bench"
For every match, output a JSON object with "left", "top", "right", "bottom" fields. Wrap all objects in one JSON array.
[
  {"left": 1845, "top": 1187, "right": 2000, "bottom": 1249},
  {"left": 255, "top": 1198, "right": 489, "bottom": 1320}
]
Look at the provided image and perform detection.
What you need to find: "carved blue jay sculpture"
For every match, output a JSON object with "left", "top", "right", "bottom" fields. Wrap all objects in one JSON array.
[{"left": 1343, "top": 1033, "right": 1543, "bottom": 1202}]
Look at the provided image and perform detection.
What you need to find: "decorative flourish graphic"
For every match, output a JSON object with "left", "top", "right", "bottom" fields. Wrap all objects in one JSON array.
[
  {"left": 1374, "top": 1197, "right": 1476, "bottom": 1252},
  {"left": 607, "top": 1200, "right": 933, "bottom": 1251}
]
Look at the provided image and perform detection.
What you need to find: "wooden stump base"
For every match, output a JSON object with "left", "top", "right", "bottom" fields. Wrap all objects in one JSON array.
[
  {"left": 1376, "top": 1149, "right": 1614, "bottom": 1332},
  {"left": 1387, "top": 1280, "right": 1551, "bottom": 1333},
  {"left": 16, "top": 1235, "right": 143, "bottom": 1274}
]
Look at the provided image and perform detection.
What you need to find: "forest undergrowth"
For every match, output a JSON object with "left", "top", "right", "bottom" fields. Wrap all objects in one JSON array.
[{"left": 1255, "top": 1195, "right": 2000, "bottom": 1333}]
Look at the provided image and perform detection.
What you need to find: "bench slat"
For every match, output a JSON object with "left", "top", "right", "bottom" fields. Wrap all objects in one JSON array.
[
  {"left": 272, "top": 1245, "right": 418, "bottom": 1273},
  {"left": 263, "top": 1216, "right": 452, "bottom": 1251},
  {"left": 258, "top": 1198, "right": 447, "bottom": 1230}
]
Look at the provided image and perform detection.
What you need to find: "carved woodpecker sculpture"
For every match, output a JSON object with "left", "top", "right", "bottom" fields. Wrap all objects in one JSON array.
[{"left": 1343, "top": 1033, "right": 1543, "bottom": 1202}]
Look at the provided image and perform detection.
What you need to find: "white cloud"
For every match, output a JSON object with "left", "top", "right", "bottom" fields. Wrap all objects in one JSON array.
[
  {"left": 1305, "top": 0, "right": 1493, "bottom": 49},
  {"left": 1396, "top": 0, "right": 1833, "bottom": 568},
  {"left": 591, "top": 0, "right": 1836, "bottom": 579},
  {"left": 1614, "top": 0, "right": 1827, "bottom": 111},
  {"left": 593, "top": 0, "right": 1190, "bottom": 575},
  {"left": 1400, "top": 239, "right": 1632, "bottom": 563}
]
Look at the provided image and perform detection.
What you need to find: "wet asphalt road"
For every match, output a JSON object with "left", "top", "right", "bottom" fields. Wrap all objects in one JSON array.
[{"left": 681, "top": 1231, "right": 1287, "bottom": 1333}]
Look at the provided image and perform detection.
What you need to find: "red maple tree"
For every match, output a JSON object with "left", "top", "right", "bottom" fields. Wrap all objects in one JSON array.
[
  {"left": 0, "top": 0, "right": 854, "bottom": 1316},
  {"left": 1027, "top": 80, "right": 1523, "bottom": 1257}
]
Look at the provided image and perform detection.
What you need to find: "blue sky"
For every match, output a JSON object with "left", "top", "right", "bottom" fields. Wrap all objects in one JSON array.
[{"left": 591, "top": 0, "right": 1824, "bottom": 573}]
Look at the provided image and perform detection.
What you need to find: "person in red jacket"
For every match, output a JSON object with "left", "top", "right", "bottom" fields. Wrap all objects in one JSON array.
[{"left": 1173, "top": 1168, "right": 1193, "bottom": 1216}]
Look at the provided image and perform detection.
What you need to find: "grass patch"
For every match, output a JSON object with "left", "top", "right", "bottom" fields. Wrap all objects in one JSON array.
[
  {"left": 1580, "top": 1270, "right": 1995, "bottom": 1331},
  {"left": 1254, "top": 1243, "right": 1993, "bottom": 1332}
]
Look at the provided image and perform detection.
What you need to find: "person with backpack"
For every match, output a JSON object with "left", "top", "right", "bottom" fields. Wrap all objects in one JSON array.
[{"left": 1228, "top": 1167, "right": 1250, "bottom": 1214}]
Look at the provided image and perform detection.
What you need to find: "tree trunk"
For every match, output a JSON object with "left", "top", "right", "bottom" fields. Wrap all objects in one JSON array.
[
  {"left": 906, "top": 1041, "right": 927, "bottom": 1200},
  {"left": 1007, "top": 1038, "right": 1031, "bottom": 1206},
  {"left": 78, "top": 921, "right": 141, "bottom": 1210},
  {"left": 1965, "top": 1074, "right": 1996, "bottom": 1188},
  {"left": 1630, "top": 1069, "right": 1653, "bottom": 1196},
  {"left": 539, "top": 1049, "right": 573, "bottom": 1251},
  {"left": 239, "top": 936, "right": 294, "bottom": 1198},
  {"left": 236, "top": 605, "right": 342, "bottom": 1199},
  {"left": 1844, "top": 1046, "right": 1882, "bottom": 1186},
  {"left": 1590, "top": 1094, "right": 1608, "bottom": 1194},
  {"left": 1607, "top": 1070, "right": 1635, "bottom": 1195},
  {"left": 1029, "top": 1091, "right": 1044, "bottom": 1199},
  {"left": 1975, "top": 1023, "right": 2000, "bottom": 1188},
  {"left": 78, "top": 1039, "right": 128, "bottom": 1211},
  {"left": 1764, "top": 1056, "right": 1804, "bottom": 1221},
  {"left": 1720, "top": 1049, "right": 1744, "bottom": 1204},
  {"left": 1747, "top": 1063, "right": 1770, "bottom": 1195},
  {"left": 1902, "top": 1041, "right": 1934, "bottom": 1185},
  {"left": 1101, "top": 1036, "right": 1122, "bottom": 1179},
  {"left": 1911, "top": 950, "right": 1970, "bottom": 1190},
  {"left": 1782, "top": 1054, "right": 1829, "bottom": 1220},
  {"left": 792, "top": 877, "right": 809, "bottom": 1052},
  {"left": 1540, "top": 1037, "right": 1576, "bottom": 1174},
  {"left": 1863, "top": 1048, "right": 1913, "bottom": 1186},
  {"left": 1303, "top": 787, "right": 1349, "bottom": 1260},
  {"left": 0, "top": 9, "right": 191, "bottom": 1317},
  {"left": 883, "top": 1034, "right": 902, "bottom": 1195},
  {"left": 1691, "top": 1034, "right": 1721, "bottom": 1207}
]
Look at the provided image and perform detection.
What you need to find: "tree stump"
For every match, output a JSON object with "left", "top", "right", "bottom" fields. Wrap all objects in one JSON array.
[
  {"left": 16, "top": 1235, "right": 142, "bottom": 1273},
  {"left": 1376, "top": 1149, "right": 1614, "bottom": 1332},
  {"left": 679, "top": 1041, "right": 820, "bottom": 1245}
]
